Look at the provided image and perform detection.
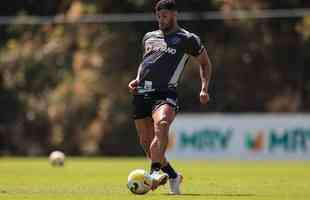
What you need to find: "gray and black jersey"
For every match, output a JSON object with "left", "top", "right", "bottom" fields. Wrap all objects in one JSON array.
[{"left": 136, "top": 28, "right": 205, "bottom": 93}]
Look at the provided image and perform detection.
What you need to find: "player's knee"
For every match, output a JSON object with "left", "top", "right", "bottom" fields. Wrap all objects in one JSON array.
[
  {"left": 155, "top": 118, "right": 170, "bottom": 130},
  {"left": 158, "top": 120, "right": 169, "bottom": 130}
]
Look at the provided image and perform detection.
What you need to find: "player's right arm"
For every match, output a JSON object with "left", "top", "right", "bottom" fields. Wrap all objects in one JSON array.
[
  {"left": 128, "top": 33, "right": 149, "bottom": 94},
  {"left": 128, "top": 78, "right": 139, "bottom": 94}
]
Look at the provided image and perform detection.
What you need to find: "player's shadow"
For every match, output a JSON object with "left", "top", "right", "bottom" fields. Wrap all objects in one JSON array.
[{"left": 164, "top": 193, "right": 256, "bottom": 197}]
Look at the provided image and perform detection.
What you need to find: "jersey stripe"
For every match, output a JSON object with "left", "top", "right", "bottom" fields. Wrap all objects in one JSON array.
[{"left": 169, "top": 54, "right": 189, "bottom": 87}]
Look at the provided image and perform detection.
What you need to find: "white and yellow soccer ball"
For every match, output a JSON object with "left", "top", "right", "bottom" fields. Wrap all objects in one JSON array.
[
  {"left": 49, "top": 151, "right": 65, "bottom": 167},
  {"left": 127, "top": 169, "right": 152, "bottom": 195}
]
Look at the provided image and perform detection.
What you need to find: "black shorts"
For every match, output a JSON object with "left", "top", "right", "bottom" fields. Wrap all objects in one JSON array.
[{"left": 132, "top": 91, "right": 179, "bottom": 120}]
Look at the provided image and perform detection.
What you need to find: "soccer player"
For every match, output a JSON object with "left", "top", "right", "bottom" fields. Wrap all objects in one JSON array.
[{"left": 128, "top": 0, "right": 212, "bottom": 195}]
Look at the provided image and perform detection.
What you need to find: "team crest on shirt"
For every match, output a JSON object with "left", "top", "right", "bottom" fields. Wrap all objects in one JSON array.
[{"left": 169, "top": 37, "right": 181, "bottom": 45}]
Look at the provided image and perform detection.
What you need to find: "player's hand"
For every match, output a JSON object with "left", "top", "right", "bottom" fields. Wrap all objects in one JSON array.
[
  {"left": 128, "top": 79, "right": 139, "bottom": 94},
  {"left": 199, "top": 88, "right": 210, "bottom": 105}
]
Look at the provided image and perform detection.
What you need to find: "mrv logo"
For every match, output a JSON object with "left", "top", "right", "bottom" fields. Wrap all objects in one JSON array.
[
  {"left": 246, "top": 128, "right": 310, "bottom": 152},
  {"left": 245, "top": 131, "right": 265, "bottom": 152},
  {"left": 269, "top": 128, "right": 310, "bottom": 152},
  {"left": 179, "top": 128, "right": 232, "bottom": 151}
]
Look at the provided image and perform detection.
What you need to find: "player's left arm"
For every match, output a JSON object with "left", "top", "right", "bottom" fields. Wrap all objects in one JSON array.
[
  {"left": 195, "top": 49, "right": 212, "bottom": 105},
  {"left": 186, "top": 33, "right": 212, "bottom": 104}
]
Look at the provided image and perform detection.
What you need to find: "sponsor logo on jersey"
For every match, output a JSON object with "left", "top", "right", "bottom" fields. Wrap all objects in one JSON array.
[
  {"left": 145, "top": 38, "right": 177, "bottom": 55},
  {"left": 144, "top": 81, "right": 153, "bottom": 90},
  {"left": 145, "top": 45, "right": 177, "bottom": 55}
]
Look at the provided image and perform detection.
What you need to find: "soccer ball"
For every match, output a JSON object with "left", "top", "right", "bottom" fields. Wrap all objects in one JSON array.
[
  {"left": 49, "top": 151, "right": 65, "bottom": 167},
  {"left": 127, "top": 169, "right": 152, "bottom": 195}
]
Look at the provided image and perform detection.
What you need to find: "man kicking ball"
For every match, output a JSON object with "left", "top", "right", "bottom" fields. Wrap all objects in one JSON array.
[{"left": 128, "top": 0, "right": 212, "bottom": 195}]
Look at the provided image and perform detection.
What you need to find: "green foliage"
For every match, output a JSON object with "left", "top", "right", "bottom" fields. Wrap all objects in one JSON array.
[
  {"left": 0, "top": 1, "right": 141, "bottom": 155},
  {"left": 0, "top": 0, "right": 310, "bottom": 155}
]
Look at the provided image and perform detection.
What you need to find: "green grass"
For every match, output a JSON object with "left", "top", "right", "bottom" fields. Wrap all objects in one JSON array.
[{"left": 0, "top": 158, "right": 309, "bottom": 200}]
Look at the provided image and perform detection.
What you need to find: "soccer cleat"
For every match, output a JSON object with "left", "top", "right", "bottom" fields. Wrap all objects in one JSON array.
[
  {"left": 150, "top": 171, "right": 169, "bottom": 190},
  {"left": 168, "top": 173, "right": 183, "bottom": 195}
]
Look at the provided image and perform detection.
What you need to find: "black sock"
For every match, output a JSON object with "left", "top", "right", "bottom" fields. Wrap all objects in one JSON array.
[
  {"left": 161, "top": 162, "right": 177, "bottom": 179},
  {"left": 150, "top": 162, "right": 161, "bottom": 174}
]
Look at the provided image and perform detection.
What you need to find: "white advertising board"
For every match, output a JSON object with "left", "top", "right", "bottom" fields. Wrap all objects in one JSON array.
[{"left": 167, "top": 114, "right": 310, "bottom": 160}]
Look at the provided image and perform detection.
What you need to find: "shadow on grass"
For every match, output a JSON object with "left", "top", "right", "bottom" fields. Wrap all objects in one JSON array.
[{"left": 163, "top": 193, "right": 256, "bottom": 197}]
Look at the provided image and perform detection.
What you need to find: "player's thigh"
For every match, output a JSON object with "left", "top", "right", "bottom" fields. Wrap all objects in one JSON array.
[
  {"left": 152, "top": 104, "right": 176, "bottom": 129},
  {"left": 134, "top": 117, "right": 154, "bottom": 143}
]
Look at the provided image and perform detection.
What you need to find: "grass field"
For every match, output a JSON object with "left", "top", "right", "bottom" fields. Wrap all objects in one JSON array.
[{"left": 0, "top": 158, "right": 309, "bottom": 200}]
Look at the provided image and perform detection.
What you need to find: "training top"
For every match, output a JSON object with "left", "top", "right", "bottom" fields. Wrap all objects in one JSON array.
[{"left": 136, "top": 28, "right": 205, "bottom": 93}]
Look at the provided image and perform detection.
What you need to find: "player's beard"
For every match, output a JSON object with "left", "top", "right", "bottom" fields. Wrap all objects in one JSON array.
[{"left": 159, "top": 19, "right": 174, "bottom": 33}]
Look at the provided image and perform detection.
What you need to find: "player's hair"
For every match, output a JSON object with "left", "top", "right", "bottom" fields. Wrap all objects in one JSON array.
[{"left": 155, "top": 0, "right": 177, "bottom": 12}]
